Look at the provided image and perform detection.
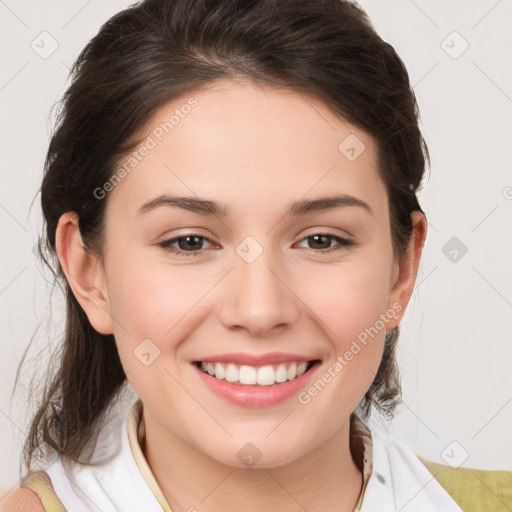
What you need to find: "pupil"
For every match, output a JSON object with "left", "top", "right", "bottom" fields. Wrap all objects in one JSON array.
[
  {"left": 180, "top": 235, "right": 202, "bottom": 251},
  {"left": 310, "top": 235, "right": 330, "bottom": 250}
]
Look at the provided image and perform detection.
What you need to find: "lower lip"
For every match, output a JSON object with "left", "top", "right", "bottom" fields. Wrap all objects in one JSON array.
[{"left": 192, "top": 362, "right": 320, "bottom": 408}]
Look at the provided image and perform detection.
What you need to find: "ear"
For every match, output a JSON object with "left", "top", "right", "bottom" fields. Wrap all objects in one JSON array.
[
  {"left": 55, "top": 211, "right": 114, "bottom": 335},
  {"left": 386, "top": 211, "right": 428, "bottom": 330}
]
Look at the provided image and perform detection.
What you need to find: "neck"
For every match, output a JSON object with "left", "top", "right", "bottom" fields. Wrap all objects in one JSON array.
[{"left": 142, "top": 413, "right": 364, "bottom": 512}]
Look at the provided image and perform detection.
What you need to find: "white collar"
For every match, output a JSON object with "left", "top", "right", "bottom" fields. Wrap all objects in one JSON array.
[
  {"left": 360, "top": 426, "right": 462, "bottom": 511},
  {"left": 43, "top": 397, "right": 461, "bottom": 511}
]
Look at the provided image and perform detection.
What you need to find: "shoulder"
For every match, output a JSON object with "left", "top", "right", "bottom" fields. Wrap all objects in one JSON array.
[
  {"left": 1, "top": 470, "right": 67, "bottom": 512},
  {"left": 0, "top": 487, "right": 45, "bottom": 512},
  {"left": 419, "top": 457, "right": 512, "bottom": 512}
]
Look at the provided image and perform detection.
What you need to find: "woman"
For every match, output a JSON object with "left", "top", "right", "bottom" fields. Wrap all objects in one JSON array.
[{"left": 3, "top": 0, "right": 510, "bottom": 510}]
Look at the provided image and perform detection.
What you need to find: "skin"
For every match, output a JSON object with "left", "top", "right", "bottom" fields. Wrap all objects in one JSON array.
[
  {"left": 0, "top": 488, "right": 45, "bottom": 512},
  {"left": 54, "top": 79, "right": 427, "bottom": 512}
]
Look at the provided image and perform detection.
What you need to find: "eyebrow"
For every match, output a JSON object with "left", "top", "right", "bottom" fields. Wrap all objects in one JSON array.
[{"left": 137, "top": 193, "right": 373, "bottom": 217}]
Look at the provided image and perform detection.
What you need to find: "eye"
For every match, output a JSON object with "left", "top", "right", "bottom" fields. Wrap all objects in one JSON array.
[
  {"left": 158, "top": 231, "right": 354, "bottom": 258},
  {"left": 295, "top": 232, "right": 355, "bottom": 254},
  {"left": 157, "top": 234, "right": 215, "bottom": 258}
]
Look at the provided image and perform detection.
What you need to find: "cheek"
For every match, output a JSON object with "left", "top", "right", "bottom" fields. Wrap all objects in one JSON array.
[
  {"left": 301, "top": 254, "right": 394, "bottom": 397},
  {"left": 105, "top": 258, "right": 197, "bottom": 403},
  {"left": 295, "top": 268, "right": 392, "bottom": 416},
  {"left": 104, "top": 253, "right": 189, "bottom": 366},
  {"left": 307, "top": 257, "right": 394, "bottom": 341},
  {"left": 110, "top": 267, "right": 191, "bottom": 334}
]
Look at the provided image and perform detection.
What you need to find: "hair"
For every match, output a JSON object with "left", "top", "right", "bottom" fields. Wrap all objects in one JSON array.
[{"left": 19, "top": 0, "right": 429, "bottom": 472}]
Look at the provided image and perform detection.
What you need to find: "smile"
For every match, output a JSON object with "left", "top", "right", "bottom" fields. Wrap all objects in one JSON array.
[
  {"left": 192, "top": 354, "right": 321, "bottom": 407},
  {"left": 196, "top": 361, "right": 313, "bottom": 386}
]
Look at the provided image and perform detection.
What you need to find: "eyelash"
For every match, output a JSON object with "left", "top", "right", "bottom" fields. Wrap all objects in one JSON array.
[{"left": 157, "top": 232, "right": 355, "bottom": 258}]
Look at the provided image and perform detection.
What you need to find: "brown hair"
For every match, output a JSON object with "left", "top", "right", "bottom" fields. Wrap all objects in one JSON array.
[{"left": 20, "top": 0, "right": 429, "bottom": 472}]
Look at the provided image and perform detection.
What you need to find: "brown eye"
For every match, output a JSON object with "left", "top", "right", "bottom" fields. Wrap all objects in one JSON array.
[
  {"left": 295, "top": 233, "right": 354, "bottom": 253},
  {"left": 158, "top": 234, "right": 214, "bottom": 257}
]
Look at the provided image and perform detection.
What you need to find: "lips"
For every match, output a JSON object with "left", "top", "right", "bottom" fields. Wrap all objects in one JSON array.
[{"left": 191, "top": 352, "right": 321, "bottom": 407}]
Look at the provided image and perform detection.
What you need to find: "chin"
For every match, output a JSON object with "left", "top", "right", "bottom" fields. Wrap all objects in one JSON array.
[{"left": 199, "top": 438, "right": 304, "bottom": 470}]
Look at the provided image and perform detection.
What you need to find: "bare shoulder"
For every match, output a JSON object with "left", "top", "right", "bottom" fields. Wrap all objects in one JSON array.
[{"left": 0, "top": 487, "right": 45, "bottom": 512}]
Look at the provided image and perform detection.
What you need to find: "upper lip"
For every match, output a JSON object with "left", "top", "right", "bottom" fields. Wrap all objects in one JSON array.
[{"left": 193, "top": 352, "right": 317, "bottom": 366}]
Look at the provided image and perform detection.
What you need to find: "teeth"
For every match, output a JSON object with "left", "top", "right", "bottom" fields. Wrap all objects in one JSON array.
[
  {"left": 214, "top": 362, "right": 226, "bottom": 380},
  {"left": 276, "top": 364, "right": 288, "bottom": 383},
  {"left": 198, "top": 361, "right": 312, "bottom": 385},
  {"left": 239, "top": 365, "right": 257, "bottom": 385},
  {"left": 225, "top": 363, "right": 238, "bottom": 383},
  {"left": 286, "top": 362, "right": 297, "bottom": 380},
  {"left": 297, "top": 362, "right": 308, "bottom": 377},
  {"left": 256, "top": 365, "right": 275, "bottom": 386}
]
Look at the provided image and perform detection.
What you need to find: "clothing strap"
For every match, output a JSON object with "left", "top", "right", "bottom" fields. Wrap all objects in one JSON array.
[{"left": 20, "top": 470, "right": 67, "bottom": 512}]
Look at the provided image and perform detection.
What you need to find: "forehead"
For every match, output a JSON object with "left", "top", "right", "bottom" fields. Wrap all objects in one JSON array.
[{"left": 107, "top": 79, "right": 387, "bottom": 221}]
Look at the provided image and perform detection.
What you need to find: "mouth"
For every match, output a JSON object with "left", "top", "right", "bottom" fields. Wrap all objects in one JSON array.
[
  {"left": 191, "top": 352, "right": 322, "bottom": 407},
  {"left": 193, "top": 360, "right": 319, "bottom": 386}
]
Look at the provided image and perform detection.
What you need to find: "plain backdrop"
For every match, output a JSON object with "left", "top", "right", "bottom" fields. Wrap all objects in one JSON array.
[{"left": 1, "top": 0, "right": 511, "bottom": 496}]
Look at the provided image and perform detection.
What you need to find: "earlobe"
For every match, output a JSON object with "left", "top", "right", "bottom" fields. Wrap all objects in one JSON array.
[
  {"left": 386, "top": 211, "right": 428, "bottom": 331},
  {"left": 55, "top": 212, "right": 114, "bottom": 335}
]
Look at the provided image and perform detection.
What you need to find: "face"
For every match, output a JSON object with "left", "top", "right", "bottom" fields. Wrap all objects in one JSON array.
[{"left": 72, "top": 79, "right": 417, "bottom": 468}]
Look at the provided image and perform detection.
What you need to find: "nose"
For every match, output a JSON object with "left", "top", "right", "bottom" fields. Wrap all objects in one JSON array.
[{"left": 218, "top": 240, "right": 300, "bottom": 338}]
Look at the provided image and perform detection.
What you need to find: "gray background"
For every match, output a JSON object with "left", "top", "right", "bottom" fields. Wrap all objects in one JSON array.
[{"left": 1, "top": 0, "right": 511, "bottom": 496}]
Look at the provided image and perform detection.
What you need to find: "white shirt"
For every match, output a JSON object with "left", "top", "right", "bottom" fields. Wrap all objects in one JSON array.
[{"left": 30, "top": 397, "right": 461, "bottom": 511}]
